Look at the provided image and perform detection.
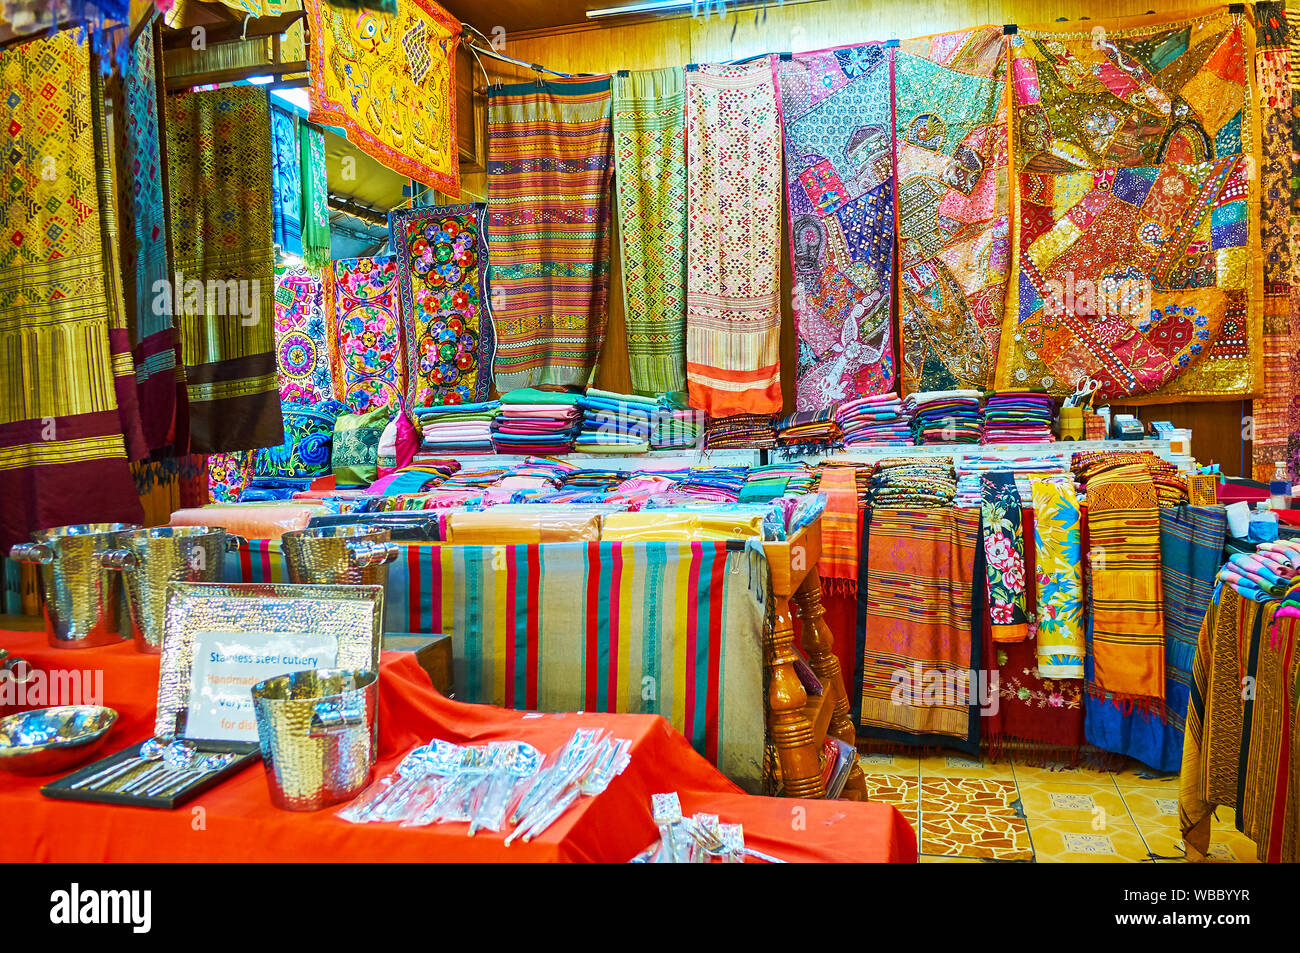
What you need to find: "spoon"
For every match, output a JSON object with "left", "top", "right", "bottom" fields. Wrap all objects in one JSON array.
[{"left": 70, "top": 737, "right": 166, "bottom": 790}]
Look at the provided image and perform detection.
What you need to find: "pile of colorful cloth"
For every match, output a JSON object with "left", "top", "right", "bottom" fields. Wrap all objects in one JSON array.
[
  {"left": 738, "top": 462, "right": 816, "bottom": 503},
  {"left": 836, "top": 393, "right": 912, "bottom": 447},
  {"left": 905, "top": 390, "right": 982, "bottom": 444},
  {"left": 704, "top": 414, "right": 777, "bottom": 450},
  {"left": 981, "top": 391, "right": 1054, "bottom": 444},
  {"left": 1071, "top": 450, "right": 1188, "bottom": 504},
  {"left": 413, "top": 401, "right": 499, "bottom": 454},
  {"left": 575, "top": 388, "right": 657, "bottom": 454},
  {"left": 672, "top": 466, "right": 748, "bottom": 503},
  {"left": 954, "top": 453, "right": 1068, "bottom": 507},
  {"left": 864, "top": 456, "right": 957, "bottom": 508},
  {"left": 1219, "top": 540, "right": 1300, "bottom": 603},
  {"left": 774, "top": 409, "right": 841, "bottom": 449},
  {"left": 651, "top": 408, "right": 703, "bottom": 450},
  {"left": 490, "top": 388, "right": 583, "bottom": 455}
]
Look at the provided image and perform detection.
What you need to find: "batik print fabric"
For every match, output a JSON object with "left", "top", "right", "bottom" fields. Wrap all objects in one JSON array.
[
  {"left": 487, "top": 78, "right": 614, "bottom": 391},
  {"left": 980, "top": 472, "right": 1030, "bottom": 643},
  {"left": 270, "top": 105, "right": 303, "bottom": 259},
  {"left": 389, "top": 203, "right": 493, "bottom": 406},
  {"left": 999, "top": 11, "right": 1263, "bottom": 401},
  {"left": 306, "top": 0, "right": 460, "bottom": 192},
  {"left": 685, "top": 61, "right": 783, "bottom": 417},
  {"left": 1252, "top": 3, "right": 1294, "bottom": 480},
  {"left": 0, "top": 30, "right": 144, "bottom": 548},
  {"left": 612, "top": 68, "right": 688, "bottom": 398},
  {"left": 1029, "top": 476, "right": 1084, "bottom": 679},
  {"left": 166, "top": 86, "right": 283, "bottom": 454},
  {"left": 772, "top": 47, "right": 891, "bottom": 409},
  {"left": 325, "top": 256, "right": 406, "bottom": 412},
  {"left": 273, "top": 266, "right": 333, "bottom": 404},
  {"left": 895, "top": 28, "right": 1010, "bottom": 394},
  {"left": 115, "top": 27, "right": 181, "bottom": 454}
]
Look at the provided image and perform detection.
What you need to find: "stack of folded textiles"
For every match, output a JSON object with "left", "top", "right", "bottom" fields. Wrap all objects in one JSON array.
[
  {"left": 1071, "top": 450, "right": 1188, "bottom": 504},
  {"left": 775, "top": 409, "right": 841, "bottom": 449},
  {"left": 606, "top": 470, "right": 686, "bottom": 507},
  {"left": 674, "top": 466, "right": 748, "bottom": 503},
  {"left": 412, "top": 401, "right": 500, "bottom": 454},
  {"left": 704, "top": 414, "right": 777, "bottom": 450},
  {"left": 491, "top": 388, "right": 583, "bottom": 454},
  {"left": 865, "top": 456, "right": 957, "bottom": 508},
  {"left": 981, "top": 391, "right": 1054, "bottom": 444},
  {"left": 575, "top": 388, "right": 656, "bottom": 454},
  {"left": 481, "top": 457, "right": 575, "bottom": 504},
  {"left": 954, "top": 453, "right": 1068, "bottom": 506},
  {"left": 739, "top": 462, "right": 814, "bottom": 503},
  {"left": 561, "top": 467, "right": 629, "bottom": 493},
  {"left": 836, "top": 393, "right": 912, "bottom": 446},
  {"left": 905, "top": 390, "right": 982, "bottom": 444},
  {"left": 1218, "top": 552, "right": 1288, "bottom": 602},
  {"left": 651, "top": 408, "right": 703, "bottom": 450}
]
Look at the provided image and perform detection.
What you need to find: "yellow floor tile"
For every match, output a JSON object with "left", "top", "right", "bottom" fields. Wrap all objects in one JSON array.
[
  {"left": 857, "top": 752, "right": 919, "bottom": 777},
  {"left": 919, "top": 855, "right": 985, "bottom": 863},
  {"left": 1110, "top": 759, "right": 1180, "bottom": 791},
  {"left": 1017, "top": 780, "right": 1127, "bottom": 825},
  {"left": 1029, "top": 817, "right": 1153, "bottom": 863},
  {"left": 1125, "top": 803, "right": 1261, "bottom": 864},
  {"left": 861, "top": 773, "right": 919, "bottom": 806},
  {"left": 921, "top": 812, "right": 1034, "bottom": 860},
  {"left": 920, "top": 777, "right": 1020, "bottom": 814},
  {"left": 1012, "top": 761, "right": 1110, "bottom": 787},
  {"left": 919, "top": 750, "right": 1016, "bottom": 780}
]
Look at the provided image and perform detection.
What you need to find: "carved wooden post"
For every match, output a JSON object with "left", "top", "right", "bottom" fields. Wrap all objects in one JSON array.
[{"left": 766, "top": 596, "right": 825, "bottom": 799}]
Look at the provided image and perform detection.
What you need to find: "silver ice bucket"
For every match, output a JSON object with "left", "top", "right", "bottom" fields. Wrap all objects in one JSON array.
[
  {"left": 251, "top": 668, "right": 379, "bottom": 811},
  {"left": 281, "top": 525, "right": 398, "bottom": 587}
]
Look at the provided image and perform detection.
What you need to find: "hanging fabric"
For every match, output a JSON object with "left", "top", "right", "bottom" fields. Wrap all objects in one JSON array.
[
  {"left": 980, "top": 471, "right": 1030, "bottom": 642},
  {"left": 299, "top": 119, "right": 332, "bottom": 269},
  {"left": 1029, "top": 476, "right": 1085, "bottom": 678},
  {"left": 612, "top": 67, "right": 688, "bottom": 399},
  {"left": 487, "top": 77, "right": 614, "bottom": 391},
  {"left": 774, "top": 43, "right": 895, "bottom": 408},
  {"left": 273, "top": 265, "right": 334, "bottom": 405},
  {"left": 270, "top": 105, "right": 304, "bottom": 260},
  {"left": 325, "top": 255, "right": 407, "bottom": 412}
]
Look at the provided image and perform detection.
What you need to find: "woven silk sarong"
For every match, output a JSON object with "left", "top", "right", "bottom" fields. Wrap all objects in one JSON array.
[
  {"left": 999, "top": 10, "right": 1263, "bottom": 401},
  {"left": 818, "top": 466, "right": 860, "bottom": 592},
  {"left": 487, "top": 78, "right": 614, "bottom": 391},
  {"left": 612, "top": 68, "right": 688, "bottom": 398},
  {"left": 270, "top": 105, "right": 303, "bottom": 259},
  {"left": 685, "top": 61, "right": 783, "bottom": 417},
  {"left": 775, "top": 44, "right": 895, "bottom": 408},
  {"left": 855, "top": 508, "right": 982, "bottom": 750},
  {"left": 166, "top": 85, "right": 283, "bottom": 454},
  {"left": 115, "top": 27, "right": 182, "bottom": 453},
  {"left": 895, "top": 27, "right": 1010, "bottom": 394},
  {"left": 299, "top": 120, "right": 331, "bottom": 269},
  {"left": 1086, "top": 475, "right": 1165, "bottom": 701},
  {"left": 273, "top": 266, "right": 333, "bottom": 404},
  {"left": 981, "top": 472, "right": 1030, "bottom": 642},
  {"left": 305, "top": 0, "right": 460, "bottom": 193},
  {"left": 1086, "top": 505, "right": 1225, "bottom": 772},
  {"left": 389, "top": 203, "right": 494, "bottom": 406},
  {"left": 0, "top": 30, "right": 145, "bottom": 548},
  {"left": 1029, "top": 477, "right": 1084, "bottom": 678},
  {"left": 228, "top": 538, "right": 769, "bottom": 792},
  {"left": 325, "top": 256, "right": 406, "bottom": 412}
]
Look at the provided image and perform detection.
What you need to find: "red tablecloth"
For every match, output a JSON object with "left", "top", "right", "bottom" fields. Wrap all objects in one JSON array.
[{"left": 0, "top": 629, "right": 914, "bottom": 862}]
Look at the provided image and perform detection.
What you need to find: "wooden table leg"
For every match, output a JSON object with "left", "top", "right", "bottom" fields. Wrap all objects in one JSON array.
[
  {"left": 766, "top": 595, "right": 825, "bottom": 799},
  {"left": 793, "top": 571, "right": 867, "bottom": 801}
]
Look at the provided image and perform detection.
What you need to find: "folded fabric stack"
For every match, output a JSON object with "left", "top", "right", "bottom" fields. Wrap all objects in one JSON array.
[
  {"left": 704, "top": 414, "right": 777, "bottom": 450},
  {"left": 368, "top": 460, "right": 461, "bottom": 496},
  {"left": 836, "top": 393, "right": 912, "bottom": 447},
  {"left": 775, "top": 409, "right": 842, "bottom": 449},
  {"left": 674, "top": 466, "right": 748, "bottom": 503},
  {"left": 576, "top": 388, "right": 656, "bottom": 454},
  {"left": 739, "top": 462, "right": 815, "bottom": 503},
  {"left": 482, "top": 457, "right": 577, "bottom": 504},
  {"left": 436, "top": 464, "right": 510, "bottom": 494},
  {"left": 981, "top": 391, "right": 1054, "bottom": 444},
  {"left": 491, "top": 388, "right": 583, "bottom": 454},
  {"left": 561, "top": 467, "right": 629, "bottom": 493},
  {"left": 413, "top": 401, "right": 500, "bottom": 454},
  {"left": 1218, "top": 553, "right": 1288, "bottom": 602},
  {"left": 954, "top": 453, "right": 1068, "bottom": 506},
  {"left": 865, "top": 456, "right": 957, "bottom": 508},
  {"left": 651, "top": 408, "right": 704, "bottom": 450},
  {"left": 905, "top": 390, "right": 982, "bottom": 444},
  {"left": 1071, "top": 450, "right": 1188, "bottom": 504}
]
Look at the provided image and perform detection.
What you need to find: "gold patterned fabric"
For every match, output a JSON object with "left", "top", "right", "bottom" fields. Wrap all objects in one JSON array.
[
  {"left": 165, "top": 86, "right": 283, "bottom": 454},
  {"left": 304, "top": 0, "right": 460, "bottom": 193},
  {"left": 0, "top": 31, "right": 145, "bottom": 549}
]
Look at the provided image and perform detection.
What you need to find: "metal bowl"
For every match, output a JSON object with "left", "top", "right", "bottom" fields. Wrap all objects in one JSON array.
[{"left": 0, "top": 706, "right": 119, "bottom": 775}]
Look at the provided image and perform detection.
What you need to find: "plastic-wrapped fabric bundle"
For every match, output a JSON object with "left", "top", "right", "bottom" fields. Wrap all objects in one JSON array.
[
  {"left": 601, "top": 510, "right": 768, "bottom": 542},
  {"left": 170, "top": 503, "right": 320, "bottom": 539},
  {"left": 443, "top": 506, "right": 605, "bottom": 544}
]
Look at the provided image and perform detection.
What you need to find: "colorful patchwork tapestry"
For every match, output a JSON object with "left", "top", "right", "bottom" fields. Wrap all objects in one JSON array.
[
  {"left": 854, "top": 507, "right": 982, "bottom": 752},
  {"left": 273, "top": 266, "right": 334, "bottom": 404},
  {"left": 325, "top": 256, "right": 406, "bottom": 413},
  {"left": 487, "top": 78, "right": 614, "bottom": 391},
  {"left": 998, "top": 11, "right": 1263, "bottom": 401},
  {"left": 775, "top": 44, "right": 894, "bottom": 408},
  {"left": 228, "top": 538, "right": 770, "bottom": 792},
  {"left": 612, "top": 68, "right": 688, "bottom": 398},
  {"left": 166, "top": 85, "right": 283, "bottom": 454},
  {"left": 0, "top": 30, "right": 145, "bottom": 548},
  {"left": 115, "top": 27, "right": 181, "bottom": 454},
  {"left": 305, "top": 0, "right": 460, "bottom": 193},
  {"left": 685, "top": 61, "right": 783, "bottom": 417},
  {"left": 981, "top": 472, "right": 1030, "bottom": 642},
  {"left": 1085, "top": 473, "right": 1165, "bottom": 702},
  {"left": 389, "top": 203, "right": 494, "bottom": 406},
  {"left": 208, "top": 450, "right": 253, "bottom": 503},
  {"left": 299, "top": 120, "right": 332, "bottom": 269},
  {"left": 1086, "top": 505, "right": 1225, "bottom": 772},
  {"left": 895, "top": 27, "right": 1010, "bottom": 394},
  {"left": 1029, "top": 476, "right": 1084, "bottom": 679},
  {"left": 1252, "top": 3, "right": 1294, "bottom": 480},
  {"left": 270, "top": 105, "right": 303, "bottom": 259}
]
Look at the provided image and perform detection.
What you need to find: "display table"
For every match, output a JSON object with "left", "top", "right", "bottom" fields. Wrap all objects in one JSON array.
[{"left": 0, "top": 629, "right": 915, "bottom": 862}]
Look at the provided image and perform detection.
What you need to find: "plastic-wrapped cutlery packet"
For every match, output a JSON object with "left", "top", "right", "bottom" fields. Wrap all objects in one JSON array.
[{"left": 630, "top": 795, "right": 787, "bottom": 863}]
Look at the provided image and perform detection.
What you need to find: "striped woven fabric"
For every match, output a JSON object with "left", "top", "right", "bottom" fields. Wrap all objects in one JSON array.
[
  {"left": 228, "top": 537, "right": 769, "bottom": 791},
  {"left": 818, "top": 466, "right": 860, "bottom": 592},
  {"left": 487, "top": 78, "right": 614, "bottom": 391},
  {"left": 1085, "top": 474, "right": 1165, "bottom": 702}
]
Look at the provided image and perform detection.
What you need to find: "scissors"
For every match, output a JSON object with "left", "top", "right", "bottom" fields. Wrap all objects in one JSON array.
[{"left": 1066, "top": 376, "right": 1101, "bottom": 408}]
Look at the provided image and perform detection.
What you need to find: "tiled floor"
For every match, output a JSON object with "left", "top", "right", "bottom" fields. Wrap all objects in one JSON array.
[{"left": 859, "top": 750, "right": 1260, "bottom": 863}]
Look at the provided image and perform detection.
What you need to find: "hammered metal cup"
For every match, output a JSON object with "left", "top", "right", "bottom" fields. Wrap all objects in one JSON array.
[
  {"left": 9, "top": 523, "right": 140, "bottom": 649},
  {"left": 280, "top": 525, "right": 398, "bottom": 587},
  {"left": 96, "top": 527, "right": 246, "bottom": 654},
  {"left": 251, "top": 668, "right": 379, "bottom": 811}
]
